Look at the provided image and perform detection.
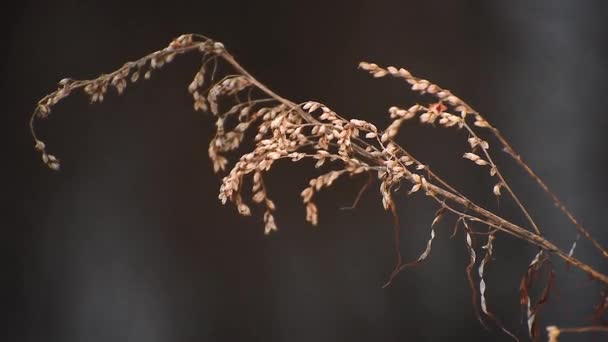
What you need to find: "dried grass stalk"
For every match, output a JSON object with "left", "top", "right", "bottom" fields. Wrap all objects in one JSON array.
[{"left": 29, "top": 33, "right": 608, "bottom": 341}]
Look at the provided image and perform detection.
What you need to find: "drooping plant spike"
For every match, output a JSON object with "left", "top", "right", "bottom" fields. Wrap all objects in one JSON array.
[{"left": 29, "top": 33, "right": 608, "bottom": 341}]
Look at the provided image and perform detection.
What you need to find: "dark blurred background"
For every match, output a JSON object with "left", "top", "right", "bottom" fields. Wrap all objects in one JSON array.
[{"left": 7, "top": 0, "right": 608, "bottom": 341}]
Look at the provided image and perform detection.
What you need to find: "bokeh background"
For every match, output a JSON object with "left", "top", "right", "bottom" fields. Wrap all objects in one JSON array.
[{"left": 8, "top": 1, "right": 608, "bottom": 341}]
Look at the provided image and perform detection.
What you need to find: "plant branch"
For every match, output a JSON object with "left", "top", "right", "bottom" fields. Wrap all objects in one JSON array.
[{"left": 28, "top": 33, "right": 608, "bottom": 340}]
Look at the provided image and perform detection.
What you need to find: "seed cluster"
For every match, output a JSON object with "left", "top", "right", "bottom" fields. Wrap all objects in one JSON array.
[{"left": 29, "top": 34, "right": 608, "bottom": 341}]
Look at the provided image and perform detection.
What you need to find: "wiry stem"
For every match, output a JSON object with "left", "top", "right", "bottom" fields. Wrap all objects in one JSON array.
[
  {"left": 462, "top": 122, "right": 543, "bottom": 236},
  {"left": 496, "top": 131, "right": 608, "bottom": 258}
]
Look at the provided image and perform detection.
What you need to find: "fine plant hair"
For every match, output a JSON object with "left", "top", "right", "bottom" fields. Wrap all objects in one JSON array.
[{"left": 29, "top": 34, "right": 608, "bottom": 341}]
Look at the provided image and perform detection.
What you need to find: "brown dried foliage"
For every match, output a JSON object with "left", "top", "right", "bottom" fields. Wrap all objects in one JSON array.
[{"left": 29, "top": 34, "right": 608, "bottom": 341}]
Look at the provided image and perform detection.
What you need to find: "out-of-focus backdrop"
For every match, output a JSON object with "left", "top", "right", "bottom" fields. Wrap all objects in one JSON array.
[{"left": 9, "top": 1, "right": 608, "bottom": 341}]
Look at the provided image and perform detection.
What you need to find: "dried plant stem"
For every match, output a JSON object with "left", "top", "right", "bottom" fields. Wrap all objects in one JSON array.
[
  {"left": 220, "top": 48, "right": 608, "bottom": 285},
  {"left": 29, "top": 34, "right": 608, "bottom": 284},
  {"left": 220, "top": 53, "right": 319, "bottom": 125},
  {"left": 461, "top": 123, "right": 543, "bottom": 237},
  {"left": 425, "top": 182, "right": 608, "bottom": 284},
  {"left": 462, "top": 103, "right": 606, "bottom": 259},
  {"left": 378, "top": 64, "right": 607, "bottom": 258},
  {"left": 29, "top": 33, "right": 607, "bottom": 339},
  {"left": 496, "top": 133, "right": 608, "bottom": 259},
  {"left": 340, "top": 172, "right": 373, "bottom": 210}
]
